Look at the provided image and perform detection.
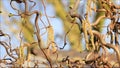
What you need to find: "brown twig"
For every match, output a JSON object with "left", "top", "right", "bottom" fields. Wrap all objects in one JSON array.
[
  {"left": 34, "top": 11, "right": 52, "bottom": 68},
  {"left": 0, "top": 41, "right": 17, "bottom": 60},
  {"left": 92, "top": 30, "right": 120, "bottom": 67},
  {"left": 60, "top": 22, "right": 76, "bottom": 49},
  {"left": 41, "top": 0, "right": 51, "bottom": 26}
]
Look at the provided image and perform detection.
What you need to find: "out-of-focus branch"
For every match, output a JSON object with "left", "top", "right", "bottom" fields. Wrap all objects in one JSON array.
[
  {"left": 71, "top": 0, "right": 80, "bottom": 12},
  {"left": 41, "top": 0, "right": 51, "bottom": 26},
  {"left": 0, "top": 41, "right": 17, "bottom": 60},
  {"left": 69, "top": 0, "right": 83, "bottom": 23},
  {"left": 91, "top": 15, "right": 106, "bottom": 26},
  {"left": 33, "top": 11, "right": 52, "bottom": 68},
  {"left": 60, "top": 22, "right": 76, "bottom": 49},
  {"left": 92, "top": 30, "right": 120, "bottom": 66}
]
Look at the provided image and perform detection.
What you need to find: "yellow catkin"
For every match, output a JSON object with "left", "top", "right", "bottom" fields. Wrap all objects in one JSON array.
[
  {"left": 18, "top": 45, "right": 25, "bottom": 66},
  {"left": 47, "top": 26, "right": 57, "bottom": 53}
]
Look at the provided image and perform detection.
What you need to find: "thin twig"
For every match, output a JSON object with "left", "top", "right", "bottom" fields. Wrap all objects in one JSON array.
[
  {"left": 0, "top": 41, "right": 17, "bottom": 60},
  {"left": 34, "top": 11, "right": 52, "bottom": 68},
  {"left": 92, "top": 30, "right": 120, "bottom": 66},
  {"left": 60, "top": 23, "right": 75, "bottom": 49},
  {"left": 41, "top": 0, "right": 51, "bottom": 26}
]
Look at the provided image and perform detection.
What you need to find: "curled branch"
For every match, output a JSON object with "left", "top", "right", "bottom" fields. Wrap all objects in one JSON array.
[
  {"left": 0, "top": 41, "right": 17, "bottom": 60},
  {"left": 92, "top": 30, "right": 120, "bottom": 66},
  {"left": 34, "top": 11, "right": 52, "bottom": 68}
]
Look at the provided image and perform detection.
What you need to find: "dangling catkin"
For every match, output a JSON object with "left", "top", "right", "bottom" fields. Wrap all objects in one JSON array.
[{"left": 47, "top": 26, "right": 57, "bottom": 53}]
